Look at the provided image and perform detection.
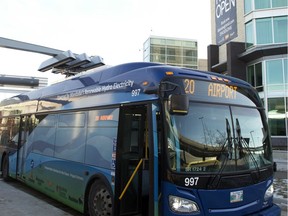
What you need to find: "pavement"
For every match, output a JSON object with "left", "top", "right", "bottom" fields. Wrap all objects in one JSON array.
[
  {"left": 274, "top": 171, "right": 288, "bottom": 216},
  {"left": 273, "top": 150, "right": 288, "bottom": 216},
  {"left": 0, "top": 178, "right": 81, "bottom": 216}
]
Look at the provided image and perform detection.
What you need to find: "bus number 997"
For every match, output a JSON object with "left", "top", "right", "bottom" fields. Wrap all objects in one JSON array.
[
  {"left": 132, "top": 89, "right": 141, "bottom": 97},
  {"left": 184, "top": 177, "right": 199, "bottom": 187}
]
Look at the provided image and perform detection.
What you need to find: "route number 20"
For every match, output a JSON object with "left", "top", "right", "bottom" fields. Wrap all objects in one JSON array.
[
  {"left": 184, "top": 79, "right": 195, "bottom": 94},
  {"left": 184, "top": 177, "right": 199, "bottom": 187}
]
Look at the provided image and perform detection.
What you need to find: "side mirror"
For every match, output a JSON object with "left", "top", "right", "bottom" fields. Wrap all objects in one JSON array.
[{"left": 168, "top": 94, "right": 189, "bottom": 115}]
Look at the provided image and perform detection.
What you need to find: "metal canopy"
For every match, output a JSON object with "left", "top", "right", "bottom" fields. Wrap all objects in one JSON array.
[{"left": 0, "top": 37, "right": 105, "bottom": 77}]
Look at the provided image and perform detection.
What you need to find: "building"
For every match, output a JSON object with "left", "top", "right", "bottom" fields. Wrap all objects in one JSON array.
[
  {"left": 0, "top": 75, "right": 48, "bottom": 102},
  {"left": 208, "top": 0, "right": 288, "bottom": 148},
  {"left": 143, "top": 36, "right": 199, "bottom": 69}
]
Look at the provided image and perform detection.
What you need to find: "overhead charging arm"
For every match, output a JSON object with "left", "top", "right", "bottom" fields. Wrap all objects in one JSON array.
[{"left": 0, "top": 37, "right": 105, "bottom": 77}]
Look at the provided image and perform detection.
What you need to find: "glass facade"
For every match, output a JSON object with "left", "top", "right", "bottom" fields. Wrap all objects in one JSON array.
[
  {"left": 143, "top": 36, "right": 198, "bottom": 69},
  {"left": 247, "top": 58, "right": 288, "bottom": 140},
  {"left": 243, "top": 0, "right": 288, "bottom": 147},
  {"left": 268, "top": 97, "right": 287, "bottom": 136},
  {"left": 245, "top": 16, "right": 288, "bottom": 48},
  {"left": 265, "top": 58, "right": 287, "bottom": 138},
  {"left": 245, "top": 0, "right": 288, "bottom": 14}
]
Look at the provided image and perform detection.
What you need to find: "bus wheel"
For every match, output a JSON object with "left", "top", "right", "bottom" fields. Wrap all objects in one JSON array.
[
  {"left": 88, "top": 180, "right": 112, "bottom": 216},
  {"left": 2, "top": 155, "right": 10, "bottom": 181}
]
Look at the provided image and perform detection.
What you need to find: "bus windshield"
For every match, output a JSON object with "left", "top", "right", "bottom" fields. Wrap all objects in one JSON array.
[{"left": 164, "top": 100, "right": 273, "bottom": 174}]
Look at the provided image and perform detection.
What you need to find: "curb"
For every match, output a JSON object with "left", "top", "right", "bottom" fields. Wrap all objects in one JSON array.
[{"left": 273, "top": 197, "right": 288, "bottom": 212}]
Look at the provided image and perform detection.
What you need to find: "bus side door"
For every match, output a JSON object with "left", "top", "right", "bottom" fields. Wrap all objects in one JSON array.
[{"left": 114, "top": 105, "right": 148, "bottom": 216}]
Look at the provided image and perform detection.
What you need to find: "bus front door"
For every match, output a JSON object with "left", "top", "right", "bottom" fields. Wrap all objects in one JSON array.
[{"left": 115, "top": 105, "right": 149, "bottom": 216}]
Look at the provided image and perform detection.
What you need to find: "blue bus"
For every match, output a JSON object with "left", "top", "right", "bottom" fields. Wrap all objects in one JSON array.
[{"left": 0, "top": 62, "right": 281, "bottom": 215}]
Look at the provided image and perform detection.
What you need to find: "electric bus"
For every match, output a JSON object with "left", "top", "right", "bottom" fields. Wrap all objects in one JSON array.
[{"left": 0, "top": 62, "right": 281, "bottom": 215}]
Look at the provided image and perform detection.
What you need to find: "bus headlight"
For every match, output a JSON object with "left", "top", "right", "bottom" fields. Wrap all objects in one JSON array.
[
  {"left": 169, "top": 195, "right": 200, "bottom": 213},
  {"left": 264, "top": 184, "right": 274, "bottom": 201}
]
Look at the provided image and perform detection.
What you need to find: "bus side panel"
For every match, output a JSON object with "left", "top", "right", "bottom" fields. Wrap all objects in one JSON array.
[
  {"left": 7, "top": 151, "right": 17, "bottom": 179},
  {"left": 19, "top": 153, "right": 112, "bottom": 213}
]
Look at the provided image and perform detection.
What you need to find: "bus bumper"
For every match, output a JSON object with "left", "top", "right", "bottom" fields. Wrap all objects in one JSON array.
[{"left": 249, "top": 204, "right": 281, "bottom": 216}]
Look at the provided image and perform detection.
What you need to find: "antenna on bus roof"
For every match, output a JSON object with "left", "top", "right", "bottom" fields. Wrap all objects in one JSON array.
[{"left": 0, "top": 37, "right": 105, "bottom": 77}]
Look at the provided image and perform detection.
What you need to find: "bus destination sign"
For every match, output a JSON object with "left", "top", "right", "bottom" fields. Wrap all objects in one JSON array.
[{"left": 184, "top": 79, "right": 238, "bottom": 100}]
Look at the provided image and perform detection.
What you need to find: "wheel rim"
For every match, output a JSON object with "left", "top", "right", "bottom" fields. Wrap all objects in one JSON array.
[{"left": 92, "top": 187, "right": 112, "bottom": 216}]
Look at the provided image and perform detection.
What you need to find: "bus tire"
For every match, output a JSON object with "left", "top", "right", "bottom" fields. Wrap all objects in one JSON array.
[
  {"left": 2, "top": 154, "right": 10, "bottom": 181},
  {"left": 88, "top": 180, "right": 113, "bottom": 216}
]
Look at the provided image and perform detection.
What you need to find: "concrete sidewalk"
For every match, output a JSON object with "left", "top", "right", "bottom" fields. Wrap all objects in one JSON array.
[
  {"left": 273, "top": 150, "right": 288, "bottom": 215},
  {"left": 273, "top": 150, "right": 287, "bottom": 172},
  {"left": 0, "top": 179, "right": 80, "bottom": 216},
  {"left": 274, "top": 171, "right": 288, "bottom": 215}
]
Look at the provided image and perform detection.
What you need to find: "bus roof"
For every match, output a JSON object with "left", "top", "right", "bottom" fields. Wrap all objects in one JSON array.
[{"left": 0, "top": 62, "right": 251, "bottom": 115}]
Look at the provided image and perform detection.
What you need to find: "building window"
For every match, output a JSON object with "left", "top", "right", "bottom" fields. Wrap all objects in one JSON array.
[
  {"left": 272, "top": 0, "right": 288, "bottom": 7},
  {"left": 151, "top": 46, "right": 165, "bottom": 55},
  {"left": 247, "top": 62, "right": 263, "bottom": 92},
  {"left": 245, "top": 21, "right": 254, "bottom": 48},
  {"left": 245, "top": 0, "right": 253, "bottom": 14},
  {"left": 151, "top": 38, "right": 166, "bottom": 45},
  {"left": 167, "top": 48, "right": 175, "bottom": 56},
  {"left": 268, "top": 97, "right": 286, "bottom": 136},
  {"left": 247, "top": 65, "right": 255, "bottom": 85},
  {"left": 255, "top": 0, "right": 271, "bottom": 9},
  {"left": 245, "top": 0, "right": 288, "bottom": 13},
  {"left": 273, "top": 16, "right": 288, "bottom": 43},
  {"left": 284, "top": 59, "right": 288, "bottom": 84},
  {"left": 183, "top": 57, "right": 197, "bottom": 65},
  {"left": 256, "top": 18, "right": 273, "bottom": 44},
  {"left": 266, "top": 59, "right": 286, "bottom": 91},
  {"left": 182, "top": 40, "right": 197, "bottom": 48},
  {"left": 151, "top": 54, "right": 165, "bottom": 63},
  {"left": 245, "top": 16, "right": 288, "bottom": 47},
  {"left": 183, "top": 49, "right": 197, "bottom": 57}
]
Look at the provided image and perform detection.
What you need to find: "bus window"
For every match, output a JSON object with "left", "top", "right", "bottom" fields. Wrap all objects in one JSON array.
[
  {"left": 164, "top": 101, "right": 273, "bottom": 173},
  {"left": 0, "top": 118, "right": 9, "bottom": 147},
  {"left": 55, "top": 112, "right": 86, "bottom": 162},
  {"left": 0, "top": 117, "right": 20, "bottom": 148},
  {"left": 31, "top": 114, "right": 56, "bottom": 156},
  {"left": 85, "top": 108, "right": 119, "bottom": 169}
]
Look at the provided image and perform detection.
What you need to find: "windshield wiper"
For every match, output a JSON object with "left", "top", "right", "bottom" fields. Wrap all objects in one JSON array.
[
  {"left": 235, "top": 119, "right": 260, "bottom": 181},
  {"left": 208, "top": 118, "right": 232, "bottom": 189}
]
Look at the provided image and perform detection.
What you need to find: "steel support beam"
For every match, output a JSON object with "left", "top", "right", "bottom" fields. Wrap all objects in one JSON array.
[{"left": 0, "top": 37, "right": 63, "bottom": 56}]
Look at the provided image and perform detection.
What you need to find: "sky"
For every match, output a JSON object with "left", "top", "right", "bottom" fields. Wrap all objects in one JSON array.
[{"left": 0, "top": 0, "right": 211, "bottom": 84}]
